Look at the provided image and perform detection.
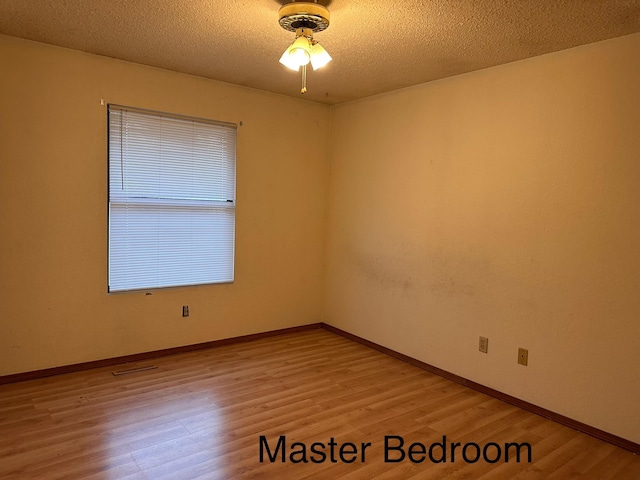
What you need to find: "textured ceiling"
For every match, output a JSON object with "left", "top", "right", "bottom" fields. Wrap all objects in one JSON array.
[{"left": 1, "top": 1, "right": 639, "bottom": 104}]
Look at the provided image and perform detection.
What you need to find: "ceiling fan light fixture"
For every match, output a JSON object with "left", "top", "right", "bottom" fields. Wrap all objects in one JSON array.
[{"left": 278, "top": 1, "right": 332, "bottom": 94}]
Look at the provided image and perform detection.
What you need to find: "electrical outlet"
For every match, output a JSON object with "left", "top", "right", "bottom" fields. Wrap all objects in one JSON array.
[
  {"left": 518, "top": 348, "right": 528, "bottom": 366},
  {"left": 182, "top": 305, "right": 189, "bottom": 317},
  {"left": 479, "top": 336, "right": 488, "bottom": 354}
]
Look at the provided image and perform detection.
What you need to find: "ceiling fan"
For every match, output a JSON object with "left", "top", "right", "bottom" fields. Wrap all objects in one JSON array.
[{"left": 277, "top": 1, "right": 332, "bottom": 94}]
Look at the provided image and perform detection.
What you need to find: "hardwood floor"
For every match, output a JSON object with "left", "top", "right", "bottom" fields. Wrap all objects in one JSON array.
[{"left": 1, "top": 329, "right": 638, "bottom": 479}]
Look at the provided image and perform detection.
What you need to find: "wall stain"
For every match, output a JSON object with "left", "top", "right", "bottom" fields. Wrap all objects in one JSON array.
[
  {"left": 353, "top": 253, "right": 413, "bottom": 291},
  {"left": 351, "top": 250, "right": 476, "bottom": 297},
  {"left": 428, "top": 276, "right": 475, "bottom": 296}
]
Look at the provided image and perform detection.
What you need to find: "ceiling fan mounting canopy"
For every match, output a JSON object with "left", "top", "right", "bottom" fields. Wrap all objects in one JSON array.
[{"left": 278, "top": 1, "right": 330, "bottom": 33}]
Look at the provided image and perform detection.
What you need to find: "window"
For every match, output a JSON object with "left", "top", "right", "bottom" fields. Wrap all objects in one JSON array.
[{"left": 108, "top": 105, "right": 236, "bottom": 292}]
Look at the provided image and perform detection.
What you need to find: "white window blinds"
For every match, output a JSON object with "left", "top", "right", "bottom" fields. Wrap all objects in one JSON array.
[{"left": 108, "top": 105, "right": 236, "bottom": 292}]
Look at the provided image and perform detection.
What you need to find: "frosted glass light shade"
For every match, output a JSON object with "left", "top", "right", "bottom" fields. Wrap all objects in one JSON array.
[
  {"left": 289, "top": 36, "right": 311, "bottom": 65},
  {"left": 280, "top": 36, "right": 312, "bottom": 70},
  {"left": 279, "top": 48, "right": 300, "bottom": 71},
  {"left": 310, "top": 42, "right": 332, "bottom": 70},
  {"left": 289, "top": 47, "right": 310, "bottom": 66}
]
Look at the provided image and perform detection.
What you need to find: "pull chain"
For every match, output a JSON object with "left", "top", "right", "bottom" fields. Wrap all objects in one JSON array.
[{"left": 301, "top": 64, "right": 307, "bottom": 94}]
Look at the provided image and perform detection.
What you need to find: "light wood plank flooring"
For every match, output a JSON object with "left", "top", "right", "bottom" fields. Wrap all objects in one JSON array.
[{"left": 1, "top": 329, "right": 638, "bottom": 479}]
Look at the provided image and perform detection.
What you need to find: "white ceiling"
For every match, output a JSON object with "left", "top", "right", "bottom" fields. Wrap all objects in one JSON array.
[{"left": 1, "top": 1, "right": 639, "bottom": 104}]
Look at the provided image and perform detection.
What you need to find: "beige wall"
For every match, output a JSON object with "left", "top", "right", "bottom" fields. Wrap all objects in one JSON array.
[
  {"left": 325, "top": 33, "right": 640, "bottom": 443},
  {"left": 0, "top": 35, "right": 329, "bottom": 375}
]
